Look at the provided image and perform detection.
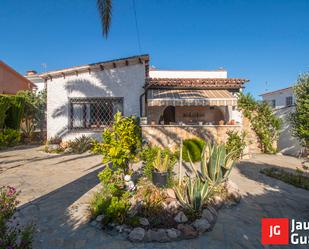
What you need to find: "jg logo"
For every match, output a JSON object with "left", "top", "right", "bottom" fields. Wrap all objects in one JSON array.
[{"left": 261, "top": 218, "right": 289, "bottom": 245}]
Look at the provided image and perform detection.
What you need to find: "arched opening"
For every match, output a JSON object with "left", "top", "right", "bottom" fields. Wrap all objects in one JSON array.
[{"left": 162, "top": 106, "right": 175, "bottom": 124}]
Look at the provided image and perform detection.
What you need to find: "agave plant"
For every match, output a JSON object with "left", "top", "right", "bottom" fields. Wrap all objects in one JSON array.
[
  {"left": 189, "top": 143, "right": 236, "bottom": 185},
  {"left": 153, "top": 150, "right": 169, "bottom": 173},
  {"left": 174, "top": 177, "right": 212, "bottom": 211}
]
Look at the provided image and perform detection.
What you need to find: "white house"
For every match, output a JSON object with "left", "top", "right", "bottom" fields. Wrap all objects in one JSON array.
[
  {"left": 260, "top": 87, "right": 302, "bottom": 156},
  {"left": 25, "top": 70, "right": 46, "bottom": 92},
  {"left": 40, "top": 54, "right": 252, "bottom": 150}
]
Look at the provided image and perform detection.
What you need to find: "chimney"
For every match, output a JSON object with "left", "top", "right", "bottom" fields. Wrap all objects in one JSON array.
[{"left": 26, "top": 70, "right": 37, "bottom": 76}]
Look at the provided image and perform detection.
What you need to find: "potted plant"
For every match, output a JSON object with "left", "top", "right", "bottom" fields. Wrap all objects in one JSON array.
[
  {"left": 152, "top": 150, "right": 169, "bottom": 187},
  {"left": 219, "top": 120, "right": 225, "bottom": 125}
]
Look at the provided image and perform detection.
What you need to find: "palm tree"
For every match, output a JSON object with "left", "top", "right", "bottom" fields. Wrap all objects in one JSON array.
[{"left": 97, "top": 0, "right": 112, "bottom": 38}]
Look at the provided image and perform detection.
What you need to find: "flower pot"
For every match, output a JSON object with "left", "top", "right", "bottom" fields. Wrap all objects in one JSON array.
[
  {"left": 219, "top": 120, "right": 225, "bottom": 125},
  {"left": 152, "top": 170, "right": 169, "bottom": 187}
]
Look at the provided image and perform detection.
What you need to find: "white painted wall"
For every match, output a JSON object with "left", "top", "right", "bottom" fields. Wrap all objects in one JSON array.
[
  {"left": 261, "top": 87, "right": 294, "bottom": 109},
  {"left": 274, "top": 107, "right": 302, "bottom": 156},
  {"left": 46, "top": 63, "right": 145, "bottom": 141},
  {"left": 26, "top": 74, "right": 45, "bottom": 92},
  {"left": 149, "top": 70, "right": 227, "bottom": 79}
]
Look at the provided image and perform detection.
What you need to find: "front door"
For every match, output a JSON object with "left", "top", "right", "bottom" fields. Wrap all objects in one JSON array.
[{"left": 163, "top": 106, "right": 175, "bottom": 124}]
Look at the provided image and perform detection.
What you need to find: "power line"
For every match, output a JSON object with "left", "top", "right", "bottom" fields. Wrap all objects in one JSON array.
[{"left": 132, "top": 0, "right": 142, "bottom": 53}]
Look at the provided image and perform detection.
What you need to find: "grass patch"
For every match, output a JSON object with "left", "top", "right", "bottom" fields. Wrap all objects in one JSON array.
[{"left": 261, "top": 167, "right": 309, "bottom": 190}]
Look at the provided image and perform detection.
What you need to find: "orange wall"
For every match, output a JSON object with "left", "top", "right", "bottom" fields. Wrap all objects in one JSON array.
[{"left": 0, "top": 61, "right": 34, "bottom": 94}]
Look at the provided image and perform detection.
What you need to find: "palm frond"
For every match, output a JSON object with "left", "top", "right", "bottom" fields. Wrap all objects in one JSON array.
[{"left": 97, "top": 0, "right": 112, "bottom": 38}]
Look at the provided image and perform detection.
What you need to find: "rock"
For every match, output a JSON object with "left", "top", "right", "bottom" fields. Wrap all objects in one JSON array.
[
  {"left": 124, "top": 175, "right": 131, "bottom": 181},
  {"left": 192, "top": 218, "right": 211, "bottom": 233},
  {"left": 64, "top": 147, "right": 73, "bottom": 154},
  {"left": 166, "top": 228, "right": 181, "bottom": 239},
  {"left": 145, "top": 229, "right": 169, "bottom": 242},
  {"left": 177, "top": 224, "right": 198, "bottom": 239},
  {"left": 139, "top": 217, "right": 149, "bottom": 226},
  {"left": 202, "top": 209, "right": 216, "bottom": 225},
  {"left": 48, "top": 144, "right": 60, "bottom": 151},
  {"left": 212, "top": 195, "right": 224, "bottom": 210},
  {"left": 128, "top": 227, "right": 145, "bottom": 242},
  {"left": 165, "top": 188, "right": 176, "bottom": 199},
  {"left": 225, "top": 180, "right": 241, "bottom": 203},
  {"left": 174, "top": 211, "right": 188, "bottom": 223},
  {"left": 95, "top": 215, "right": 104, "bottom": 222},
  {"left": 115, "top": 225, "right": 125, "bottom": 233}
]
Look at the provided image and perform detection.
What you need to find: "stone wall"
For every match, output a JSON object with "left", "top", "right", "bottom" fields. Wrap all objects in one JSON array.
[{"left": 142, "top": 118, "right": 262, "bottom": 156}]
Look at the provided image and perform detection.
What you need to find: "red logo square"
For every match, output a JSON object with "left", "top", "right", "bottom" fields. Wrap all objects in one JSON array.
[{"left": 261, "top": 218, "right": 289, "bottom": 245}]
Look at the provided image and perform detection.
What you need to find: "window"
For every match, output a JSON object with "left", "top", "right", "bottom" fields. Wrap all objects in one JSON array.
[
  {"left": 270, "top": 99, "right": 276, "bottom": 108},
  {"left": 286, "top": 96, "right": 293, "bottom": 107},
  {"left": 69, "top": 97, "right": 123, "bottom": 130}
]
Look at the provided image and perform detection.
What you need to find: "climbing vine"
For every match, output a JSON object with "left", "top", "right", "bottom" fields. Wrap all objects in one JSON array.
[{"left": 237, "top": 93, "right": 281, "bottom": 153}]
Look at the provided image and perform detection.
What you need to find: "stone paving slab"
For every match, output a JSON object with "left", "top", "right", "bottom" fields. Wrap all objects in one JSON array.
[{"left": 1, "top": 147, "right": 309, "bottom": 249}]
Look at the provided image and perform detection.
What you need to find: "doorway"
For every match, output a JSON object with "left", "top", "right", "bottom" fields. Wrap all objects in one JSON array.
[{"left": 162, "top": 106, "right": 175, "bottom": 124}]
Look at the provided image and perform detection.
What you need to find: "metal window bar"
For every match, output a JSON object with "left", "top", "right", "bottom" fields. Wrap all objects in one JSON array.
[{"left": 69, "top": 97, "right": 123, "bottom": 130}]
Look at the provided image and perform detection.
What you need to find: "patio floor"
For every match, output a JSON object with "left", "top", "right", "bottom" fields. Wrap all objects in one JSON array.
[{"left": 0, "top": 146, "right": 308, "bottom": 249}]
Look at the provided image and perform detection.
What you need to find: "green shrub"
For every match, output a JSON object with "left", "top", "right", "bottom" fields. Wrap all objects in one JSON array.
[
  {"left": 182, "top": 138, "right": 205, "bottom": 162},
  {"left": 67, "top": 135, "right": 93, "bottom": 154},
  {"left": 98, "top": 167, "right": 125, "bottom": 196},
  {"left": 238, "top": 93, "right": 281, "bottom": 153},
  {"left": 0, "top": 95, "right": 11, "bottom": 129},
  {"left": 5, "top": 96, "right": 25, "bottom": 130},
  {"left": 0, "top": 129, "right": 21, "bottom": 148},
  {"left": 225, "top": 130, "right": 246, "bottom": 160},
  {"left": 92, "top": 112, "right": 141, "bottom": 170}
]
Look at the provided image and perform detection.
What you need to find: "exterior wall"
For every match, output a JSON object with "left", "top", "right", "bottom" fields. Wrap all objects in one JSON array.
[
  {"left": 46, "top": 63, "right": 145, "bottom": 141},
  {"left": 149, "top": 69, "right": 227, "bottom": 79},
  {"left": 0, "top": 61, "right": 34, "bottom": 94},
  {"left": 26, "top": 74, "right": 45, "bottom": 92},
  {"left": 261, "top": 87, "right": 302, "bottom": 156},
  {"left": 274, "top": 107, "right": 302, "bottom": 156},
  {"left": 261, "top": 87, "right": 294, "bottom": 109},
  {"left": 142, "top": 122, "right": 260, "bottom": 156}
]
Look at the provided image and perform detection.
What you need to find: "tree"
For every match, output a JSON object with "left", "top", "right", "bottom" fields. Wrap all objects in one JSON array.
[
  {"left": 290, "top": 73, "right": 309, "bottom": 149},
  {"left": 97, "top": 0, "right": 112, "bottom": 38}
]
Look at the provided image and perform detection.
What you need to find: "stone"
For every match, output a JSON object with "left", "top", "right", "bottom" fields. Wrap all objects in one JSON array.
[
  {"left": 225, "top": 180, "right": 241, "bottom": 203},
  {"left": 174, "top": 211, "right": 188, "bottom": 223},
  {"left": 48, "top": 144, "right": 60, "bottom": 151},
  {"left": 202, "top": 209, "right": 216, "bottom": 225},
  {"left": 212, "top": 195, "right": 224, "bottom": 210},
  {"left": 64, "top": 147, "right": 73, "bottom": 154},
  {"left": 166, "top": 228, "right": 181, "bottom": 239},
  {"left": 139, "top": 217, "right": 149, "bottom": 226},
  {"left": 177, "top": 224, "right": 198, "bottom": 239},
  {"left": 128, "top": 227, "right": 145, "bottom": 242},
  {"left": 95, "top": 215, "right": 104, "bottom": 222},
  {"left": 115, "top": 225, "right": 124, "bottom": 233},
  {"left": 192, "top": 218, "right": 211, "bottom": 233},
  {"left": 165, "top": 188, "right": 176, "bottom": 199},
  {"left": 124, "top": 175, "right": 131, "bottom": 181},
  {"left": 145, "top": 229, "right": 169, "bottom": 242}
]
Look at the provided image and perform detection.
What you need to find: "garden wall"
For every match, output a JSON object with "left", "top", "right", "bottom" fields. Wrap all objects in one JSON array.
[{"left": 142, "top": 118, "right": 261, "bottom": 156}]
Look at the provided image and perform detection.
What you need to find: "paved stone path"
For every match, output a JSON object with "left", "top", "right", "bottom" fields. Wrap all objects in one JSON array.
[{"left": 1, "top": 146, "right": 308, "bottom": 249}]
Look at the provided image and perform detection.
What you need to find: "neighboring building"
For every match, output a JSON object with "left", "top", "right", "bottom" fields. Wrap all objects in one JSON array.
[
  {"left": 260, "top": 87, "right": 302, "bottom": 156},
  {"left": 25, "top": 70, "right": 45, "bottom": 92},
  {"left": 0, "top": 60, "right": 36, "bottom": 94},
  {"left": 41, "top": 54, "right": 259, "bottom": 154}
]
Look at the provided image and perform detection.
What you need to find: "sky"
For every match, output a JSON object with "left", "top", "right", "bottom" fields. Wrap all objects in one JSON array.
[{"left": 1, "top": 0, "right": 308, "bottom": 98}]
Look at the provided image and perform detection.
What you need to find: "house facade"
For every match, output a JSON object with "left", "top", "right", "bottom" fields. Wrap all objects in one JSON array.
[
  {"left": 0, "top": 60, "right": 36, "bottom": 94},
  {"left": 25, "top": 70, "right": 46, "bottom": 92},
  {"left": 260, "top": 87, "right": 302, "bottom": 156},
  {"left": 41, "top": 54, "right": 259, "bottom": 154}
]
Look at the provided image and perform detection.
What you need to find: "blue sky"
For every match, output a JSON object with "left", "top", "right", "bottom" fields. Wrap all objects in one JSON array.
[{"left": 1, "top": 0, "right": 308, "bottom": 98}]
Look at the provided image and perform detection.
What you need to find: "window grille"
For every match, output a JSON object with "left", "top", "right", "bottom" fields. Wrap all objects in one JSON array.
[
  {"left": 69, "top": 97, "right": 123, "bottom": 130},
  {"left": 286, "top": 96, "right": 293, "bottom": 107},
  {"left": 270, "top": 99, "right": 276, "bottom": 108}
]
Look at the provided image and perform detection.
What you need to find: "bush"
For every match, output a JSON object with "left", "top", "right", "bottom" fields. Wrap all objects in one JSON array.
[
  {"left": 0, "top": 186, "right": 34, "bottom": 249},
  {"left": 92, "top": 112, "right": 141, "bottom": 170},
  {"left": 67, "top": 135, "right": 93, "bottom": 154},
  {"left": 0, "top": 95, "right": 25, "bottom": 130},
  {"left": 182, "top": 138, "right": 205, "bottom": 162},
  {"left": 0, "top": 129, "right": 21, "bottom": 148},
  {"left": 237, "top": 93, "right": 281, "bottom": 153},
  {"left": 225, "top": 130, "right": 246, "bottom": 160}
]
